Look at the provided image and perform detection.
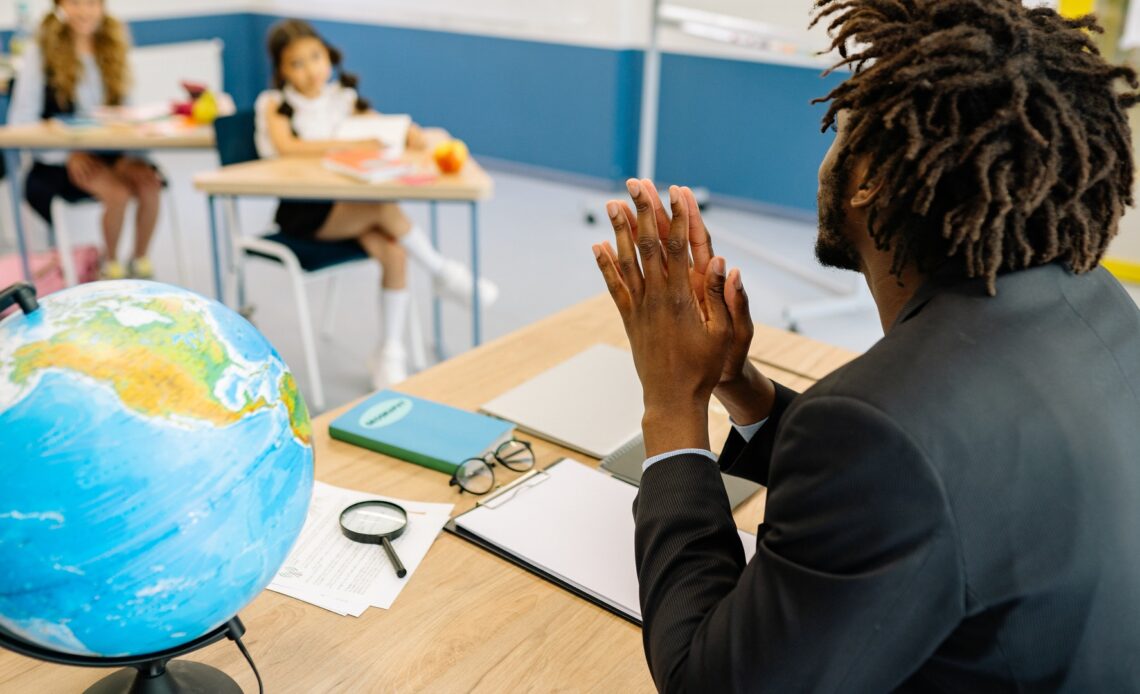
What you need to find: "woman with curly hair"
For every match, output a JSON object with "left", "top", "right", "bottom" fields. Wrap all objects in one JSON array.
[{"left": 9, "top": 0, "right": 163, "bottom": 280}]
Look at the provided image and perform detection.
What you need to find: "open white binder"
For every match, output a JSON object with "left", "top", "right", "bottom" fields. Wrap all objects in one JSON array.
[{"left": 446, "top": 458, "right": 757, "bottom": 624}]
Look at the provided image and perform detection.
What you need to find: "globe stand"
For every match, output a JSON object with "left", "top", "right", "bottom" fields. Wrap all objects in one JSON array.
[
  {"left": 84, "top": 660, "right": 241, "bottom": 694},
  {"left": 0, "top": 617, "right": 248, "bottom": 694}
]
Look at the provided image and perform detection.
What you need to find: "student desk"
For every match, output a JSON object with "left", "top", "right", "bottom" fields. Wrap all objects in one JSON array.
[
  {"left": 0, "top": 120, "right": 214, "bottom": 283},
  {"left": 0, "top": 294, "right": 856, "bottom": 692},
  {"left": 193, "top": 131, "right": 495, "bottom": 352}
]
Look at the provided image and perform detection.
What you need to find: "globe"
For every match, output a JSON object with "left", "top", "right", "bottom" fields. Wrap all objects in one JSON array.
[{"left": 0, "top": 281, "right": 314, "bottom": 658}]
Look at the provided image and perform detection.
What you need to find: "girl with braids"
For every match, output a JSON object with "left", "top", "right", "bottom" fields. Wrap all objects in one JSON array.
[
  {"left": 9, "top": 0, "right": 164, "bottom": 280},
  {"left": 255, "top": 18, "right": 498, "bottom": 390},
  {"left": 592, "top": 1, "right": 1140, "bottom": 690}
]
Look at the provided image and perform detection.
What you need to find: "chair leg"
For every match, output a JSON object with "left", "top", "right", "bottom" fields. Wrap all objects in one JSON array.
[
  {"left": 51, "top": 198, "right": 79, "bottom": 287},
  {"left": 320, "top": 275, "right": 340, "bottom": 339},
  {"left": 222, "top": 198, "right": 243, "bottom": 310},
  {"left": 407, "top": 295, "right": 429, "bottom": 372},
  {"left": 289, "top": 264, "right": 326, "bottom": 412},
  {"left": 236, "top": 255, "right": 250, "bottom": 318},
  {"left": 163, "top": 188, "right": 191, "bottom": 287},
  {"left": 0, "top": 182, "right": 14, "bottom": 248}
]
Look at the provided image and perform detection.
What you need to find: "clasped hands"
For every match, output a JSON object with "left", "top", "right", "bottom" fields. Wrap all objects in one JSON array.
[{"left": 593, "top": 179, "right": 774, "bottom": 459}]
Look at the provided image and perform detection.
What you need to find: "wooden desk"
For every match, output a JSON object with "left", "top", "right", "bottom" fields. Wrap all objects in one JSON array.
[
  {"left": 193, "top": 129, "right": 495, "bottom": 352},
  {"left": 0, "top": 294, "right": 857, "bottom": 693},
  {"left": 0, "top": 120, "right": 215, "bottom": 283}
]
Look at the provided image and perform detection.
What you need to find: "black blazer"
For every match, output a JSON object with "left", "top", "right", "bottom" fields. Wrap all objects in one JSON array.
[{"left": 634, "top": 263, "right": 1140, "bottom": 692}]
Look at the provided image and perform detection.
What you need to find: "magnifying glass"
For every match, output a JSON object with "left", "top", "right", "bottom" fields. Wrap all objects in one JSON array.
[{"left": 339, "top": 501, "right": 408, "bottom": 578}]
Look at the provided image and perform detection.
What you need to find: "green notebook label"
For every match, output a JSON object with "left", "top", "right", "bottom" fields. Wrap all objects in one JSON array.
[{"left": 360, "top": 398, "right": 413, "bottom": 429}]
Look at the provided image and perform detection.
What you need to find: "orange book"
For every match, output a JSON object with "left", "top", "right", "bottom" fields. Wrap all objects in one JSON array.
[{"left": 322, "top": 149, "right": 416, "bottom": 184}]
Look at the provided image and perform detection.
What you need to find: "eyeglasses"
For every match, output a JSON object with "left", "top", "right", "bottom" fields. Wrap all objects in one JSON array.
[{"left": 449, "top": 439, "right": 535, "bottom": 495}]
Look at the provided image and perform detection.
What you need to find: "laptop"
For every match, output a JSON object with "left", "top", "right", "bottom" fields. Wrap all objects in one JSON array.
[
  {"left": 481, "top": 344, "right": 644, "bottom": 460},
  {"left": 601, "top": 436, "right": 761, "bottom": 509},
  {"left": 480, "top": 343, "right": 761, "bottom": 509}
]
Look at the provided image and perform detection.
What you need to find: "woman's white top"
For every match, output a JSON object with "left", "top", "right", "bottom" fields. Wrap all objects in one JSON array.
[
  {"left": 8, "top": 42, "right": 108, "bottom": 163},
  {"left": 254, "top": 82, "right": 358, "bottom": 159}
]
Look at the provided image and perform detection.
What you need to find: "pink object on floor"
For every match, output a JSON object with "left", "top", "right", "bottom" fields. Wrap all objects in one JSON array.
[{"left": 0, "top": 245, "right": 100, "bottom": 297}]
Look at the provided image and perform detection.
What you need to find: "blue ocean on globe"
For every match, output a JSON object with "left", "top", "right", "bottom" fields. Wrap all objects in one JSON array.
[{"left": 0, "top": 281, "right": 314, "bottom": 657}]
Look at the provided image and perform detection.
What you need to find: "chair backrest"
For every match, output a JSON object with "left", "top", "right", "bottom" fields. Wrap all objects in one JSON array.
[{"left": 213, "top": 111, "right": 259, "bottom": 166}]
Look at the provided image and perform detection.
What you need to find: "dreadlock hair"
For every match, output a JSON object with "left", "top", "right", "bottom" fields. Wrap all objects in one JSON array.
[
  {"left": 266, "top": 18, "right": 370, "bottom": 119},
  {"left": 813, "top": 0, "right": 1140, "bottom": 294}
]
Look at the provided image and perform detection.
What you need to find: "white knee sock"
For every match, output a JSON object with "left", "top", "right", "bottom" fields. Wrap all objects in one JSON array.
[
  {"left": 381, "top": 288, "right": 410, "bottom": 350},
  {"left": 398, "top": 226, "right": 446, "bottom": 276}
]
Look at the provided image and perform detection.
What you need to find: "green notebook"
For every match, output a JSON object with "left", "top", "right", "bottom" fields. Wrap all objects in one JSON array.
[{"left": 329, "top": 390, "right": 514, "bottom": 474}]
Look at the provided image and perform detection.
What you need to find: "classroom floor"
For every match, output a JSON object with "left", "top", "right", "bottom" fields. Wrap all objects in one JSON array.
[{"left": 4, "top": 150, "right": 1139, "bottom": 413}]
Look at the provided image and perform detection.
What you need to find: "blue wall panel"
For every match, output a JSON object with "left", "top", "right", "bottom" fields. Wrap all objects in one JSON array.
[
  {"left": 654, "top": 54, "right": 844, "bottom": 212},
  {"left": 5, "top": 15, "right": 844, "bottom": 212},
  {"left": 251, "top": 16, "right": 642, "bottom": 181}
]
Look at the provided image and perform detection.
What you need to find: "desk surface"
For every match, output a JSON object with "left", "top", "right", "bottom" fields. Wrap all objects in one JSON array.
[
  {"left": 0, "top": 120, "right": 214, "bottom": 150},
  {"left": 0, "top": 294, "right": 856, "bottom": 693},
  {"left": 193, "top": 129, "right": 493, "bottom": 202}
]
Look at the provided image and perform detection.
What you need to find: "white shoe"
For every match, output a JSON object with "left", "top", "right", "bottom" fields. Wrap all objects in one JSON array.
[
  {"left": 369, "top": 344, "right": 409, "bottom": 391},
  {"left": 433, "top": 259, "right": 499, "bottom": 308}
]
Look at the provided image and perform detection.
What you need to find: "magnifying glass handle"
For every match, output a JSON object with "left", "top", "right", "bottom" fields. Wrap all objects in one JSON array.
[{"left": 381, "top": 537, "right": 407, "bottom": 578}]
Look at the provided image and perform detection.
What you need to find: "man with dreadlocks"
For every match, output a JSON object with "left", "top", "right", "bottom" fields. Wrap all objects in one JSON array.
[{"left": 591, "top": 0, "right": 1140, "bottom": 690}]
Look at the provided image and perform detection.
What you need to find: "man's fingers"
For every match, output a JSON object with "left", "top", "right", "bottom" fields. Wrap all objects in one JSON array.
[
  {"left": 627, "top": 179, "right": 665, "bottom": 286},
  {"left": 606, "top": 201, "right": 644, "bottom": 298},
  {"left": 666, "top": 186, "right": 692, "bottom": 297},
  {"left": 642, "top": 178, "right": 671, "bottom": 242},
  {"left": 726, "top": 268, "right": 752, "bottom": 324},
  {"left": 704, "top": 257, "right": 731, "bottom": 333},
  {"left": 593, "top": 243, "right": 632, "bottom": 316},
  {"left": 684, "top": 187, "right": 715, "bottom": 271}
]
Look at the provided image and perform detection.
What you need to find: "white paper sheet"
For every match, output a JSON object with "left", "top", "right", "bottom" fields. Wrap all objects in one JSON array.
[
  {"left": 335, "top": 114, "right": 412, "bottom": 157},
  {"left": 267, "top": 481, "right": 453, "bottom": 615}
]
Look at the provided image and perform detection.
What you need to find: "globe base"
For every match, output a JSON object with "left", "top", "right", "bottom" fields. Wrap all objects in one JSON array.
[
  {"left": 1, "top": 618, "right": 254, "bottom": 693},
  {"left": 85, "top": 660, "right": 241, "bottom": 694}
]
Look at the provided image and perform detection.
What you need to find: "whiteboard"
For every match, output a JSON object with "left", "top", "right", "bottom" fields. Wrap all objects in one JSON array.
[
  {"left": 677, "top": 0, "right": 1057, "bottom": 35},
  {"left": 129, "top": 40, "right": 224, "bottom": 104},
  {"left": 668, "top": 0, "right": 824, "bottom": 41},
  {"left": 657, "top": 0, "right": 832, "bottom": 68}
]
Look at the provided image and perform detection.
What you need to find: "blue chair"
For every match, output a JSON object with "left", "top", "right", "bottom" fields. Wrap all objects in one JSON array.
[{"left": 212, "top": 112, "right": 427, "bottom": 411}]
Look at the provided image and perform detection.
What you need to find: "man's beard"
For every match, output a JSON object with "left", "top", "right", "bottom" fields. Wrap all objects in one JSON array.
[{"left": 816, "top": 168, "right": 862, "bottom": 272}]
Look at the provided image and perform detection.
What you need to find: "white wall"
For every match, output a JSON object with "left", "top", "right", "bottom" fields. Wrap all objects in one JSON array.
[
  {"left": 261, "top": 0, "right": 831, "bottom": 63},
  {"left": 2, "top": 0, "right": 835, "bottom": 66},
  {"left": 0, "top": 0, "right": 261, "bottom": 27},
  {"left": 264, "top": 0, "right": 635, "bottom": 49}
]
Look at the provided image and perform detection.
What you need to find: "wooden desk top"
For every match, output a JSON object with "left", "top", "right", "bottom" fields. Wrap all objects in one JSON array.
[
  {"left": 0, "top": 120, "right": 214, "bottom": 150},
  {"left": 193, "top": 130, "right": 493, "bottom": 202},
  {"left": 0, "top": 295, "right": 857, "bottom": 693}
]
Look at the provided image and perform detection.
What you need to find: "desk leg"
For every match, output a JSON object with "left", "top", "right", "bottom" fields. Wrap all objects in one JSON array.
[
  {"left": 470, "top": 202, "right": 482, "bottom": 347},
  {"left": 207, "top": 194, "right": 224, "bottom": 303},
  {"left": 4, "top": 149, "right": 31, "bottom": 283},
  {"left": 430, "top": 201, "right": 444, "bottom": 362}
]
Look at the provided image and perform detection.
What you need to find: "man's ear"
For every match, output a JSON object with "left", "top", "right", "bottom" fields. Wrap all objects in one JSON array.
[{"left": 850, "top": 176, "right": 884, "bottom": 209}]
